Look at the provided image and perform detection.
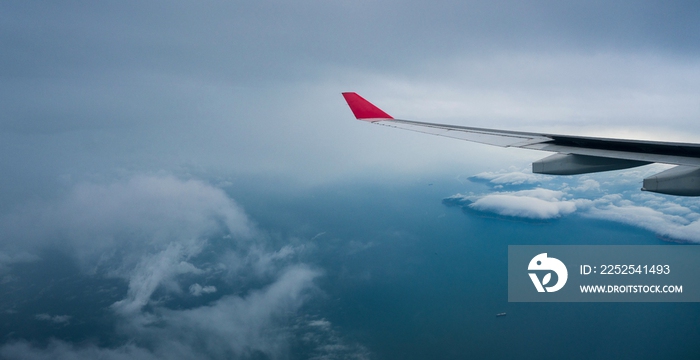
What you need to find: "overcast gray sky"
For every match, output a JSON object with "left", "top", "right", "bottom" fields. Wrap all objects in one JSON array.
[
  {"left": 2, "top": 1, "right": 700, "bottom": 207},
  {"left": 2, "top": 2, "right": 700, "bottom": 358}
]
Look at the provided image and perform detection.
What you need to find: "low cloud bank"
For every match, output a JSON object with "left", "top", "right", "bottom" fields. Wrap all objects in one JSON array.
[
  {"left": 447, "top": 188, "right": 577, "bottom": 220},
  {"left": 0, "top": 175, "right": 328, "bottom": 359},
  {"left": 451, "top": 167, "right": 700, "bottom": 242}
]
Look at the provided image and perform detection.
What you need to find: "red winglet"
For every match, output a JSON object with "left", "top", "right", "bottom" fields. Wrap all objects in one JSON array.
[{"left": 342, "top": 92, "right": 394, "bottom": 121}]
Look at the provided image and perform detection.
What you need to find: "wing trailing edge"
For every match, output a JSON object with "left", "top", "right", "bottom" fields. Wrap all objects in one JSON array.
[{"left": 341, "top": 92, "right": 700, "bottom": 196}]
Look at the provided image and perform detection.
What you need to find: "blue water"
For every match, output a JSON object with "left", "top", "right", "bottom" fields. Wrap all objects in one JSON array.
[
  {"left": 230, "top": 176, "right": 700, "bottom": 359},
  {"left": 1, "top": 175, "right": 698, "bottom": 359}
]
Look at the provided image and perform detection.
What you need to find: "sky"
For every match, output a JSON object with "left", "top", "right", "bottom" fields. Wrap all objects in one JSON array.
[{"left": 2, "top": 1, "right": 700, "bottom": 359}]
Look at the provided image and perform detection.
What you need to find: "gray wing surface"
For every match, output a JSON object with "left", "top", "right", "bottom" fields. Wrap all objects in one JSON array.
[
  {"left": 377, "top": 119, "right": 700, "bottom": 167},
  {"left": 342, "top": 92, "right": 700, "bottom": 196}
]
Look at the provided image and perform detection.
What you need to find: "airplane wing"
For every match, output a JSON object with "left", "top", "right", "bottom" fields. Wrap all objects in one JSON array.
[{"left": 341, "top": 92, "right": 700, "bottom": 196}]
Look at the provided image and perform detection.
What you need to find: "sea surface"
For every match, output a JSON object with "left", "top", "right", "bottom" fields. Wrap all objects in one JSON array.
[
  {"left": 230, "top": 177, "right": 700, "bottom": 359},
  {"left": 1, "top": 176, "right": 698, "bottom": 359}
]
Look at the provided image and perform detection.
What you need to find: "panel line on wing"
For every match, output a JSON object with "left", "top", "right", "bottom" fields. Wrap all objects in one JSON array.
[{"left": 374, "top": 120, "right": 552, "bottom": 148}]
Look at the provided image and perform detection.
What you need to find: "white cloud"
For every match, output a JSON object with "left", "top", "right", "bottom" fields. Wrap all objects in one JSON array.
[
  {"left": 1, "top": 175, "right": 253, "bottom": 264},
  {"left": 449, "top": 188, "right": 577, "bottom": 220},
  {"left": 189, "top": 284, "right": 217, "bottom": 297},
  {"left": 3, "top": 267, "right": 321, "bottom": 360},
  {"left": 584, "top": 203, "right": 700, "bottom": 242},
  {"left": 308, "top": 319, "right": 332, "bottom": 329},
  {"left": 140, "top": 266, "right": 320, "bottom": 359},
  {"left": 572, "top": 178, "right": 600, "bottom": 192},
  {"left": 295, "top": 317, "right": 371, "bottom": 360},
  {"left": 452, "top": 168, "right": 700, "bottom": 242},
  {"left": 0, "top": 175, "right": 327, "bottom": 359},
  {"left": 0, "top": 175, "right": 264, "bottom": 317},
  {"left": 112, "top": 242, "right": 207, "bottom": 315}
]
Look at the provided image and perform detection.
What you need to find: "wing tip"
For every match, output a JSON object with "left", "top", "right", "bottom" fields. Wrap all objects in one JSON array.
[{"left": 341, "top": 92, "right": 393, "bottom": 121}]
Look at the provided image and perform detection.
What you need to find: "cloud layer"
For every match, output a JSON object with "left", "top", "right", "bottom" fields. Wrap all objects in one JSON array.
[
  {"left": 2, "top": 1, "right": 700, "bottom": 209},
  {"left": 448, "top": 166, "right": 700, "bottom": 242},
  {"left": 464, "top": 189, "right": 577, "bottom": 219},
  {"left": 0, "top": 176, "right": 324, "bottom": 359},
  {"left": 2, "top": 2, "right": 700, "bottom": 358}
]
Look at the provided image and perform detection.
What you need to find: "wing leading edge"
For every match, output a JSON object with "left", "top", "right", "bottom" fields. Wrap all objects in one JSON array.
[{"left": 341, "top": 92, "right": 700, "bottom": 196}]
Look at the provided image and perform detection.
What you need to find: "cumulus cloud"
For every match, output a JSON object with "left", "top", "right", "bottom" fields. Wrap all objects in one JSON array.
[
  {"left": 571, "top": 178, "right": 600, "bottom": 192},
  {"left": 0, "top": 175, "right": 262, "bottom": 314},
  {"left": 0, "top": 175, "right": 326, "bottom": 359},
  {"left": 112, "top": 242, "right": 207, "bottom": 315},
  {"left": 470, "top": 194, "right": 577, "bottom": 220},
  {"left": 189, "top": 283, "right": 217, "bottom": 297},
  {"left": 294, "top": 317, "right": 371, "bottom": 360},
  {"left": 451, "top": 167, "right": 700, "bottom": 242},
  {"left": 0, "top": 175, "right": 266, "bottom": 309},
  {"left": 583, "top": 199, "right": 700, "bottom": 242},
  {"left": 447, "top": 188, "right": 577, "bottom": 220},
  {"left": 0, "top": 175, "right": 253, "bottom": 262},
  {"left": 3, "top": 267, "right": 321, "bottom": 360},
  {"left": 140, "top": 266, "right": 320, "bottom": 359}
]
